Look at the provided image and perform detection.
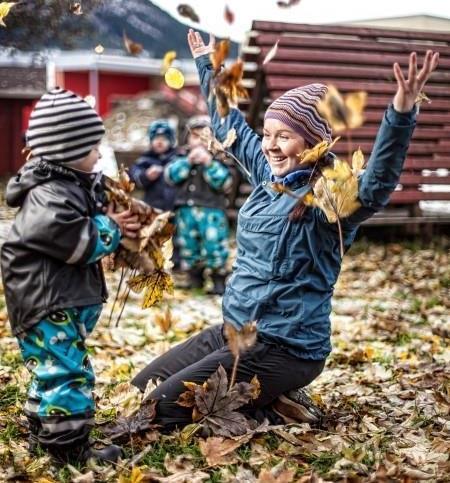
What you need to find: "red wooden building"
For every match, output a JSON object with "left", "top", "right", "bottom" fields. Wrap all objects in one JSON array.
[
  {"left": 239, "top": 21, "right": 450, "bottom": 222},
  {"left": 0, "top": 61, "right": 46, "bottom": 176},
  {"left": 0, "top": 51, "right": 199, "bottom": 176}
]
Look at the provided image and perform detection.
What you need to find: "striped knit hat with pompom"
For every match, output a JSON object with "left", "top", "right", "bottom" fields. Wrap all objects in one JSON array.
[
  {"left": 26, "top": 87, "right": 105, "bottom": 164},
  {"left": 264, "top": 83, "right": 332, "bottom": 147}
]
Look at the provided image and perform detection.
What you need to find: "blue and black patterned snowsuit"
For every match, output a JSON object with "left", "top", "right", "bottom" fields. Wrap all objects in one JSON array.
[
  {"left": 1, "top": 160, "right": 120, "bottom": 450},
  {"left": 165, "top": 156, "right": 232, "bottom": 271}
]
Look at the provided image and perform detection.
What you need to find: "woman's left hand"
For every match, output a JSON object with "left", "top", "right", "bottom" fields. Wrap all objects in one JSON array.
[{"left": 393, "top": 50, "right": 439, "bottom": 113}]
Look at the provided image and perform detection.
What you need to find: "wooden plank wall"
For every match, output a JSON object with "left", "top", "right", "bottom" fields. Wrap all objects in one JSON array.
[{"left": 239, "top": 22, "right": 450, "bottom": 210}]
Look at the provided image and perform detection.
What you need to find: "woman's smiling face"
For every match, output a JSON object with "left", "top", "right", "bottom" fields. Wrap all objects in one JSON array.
[{"left": 261, "top": 118, "right": 307, "bottom": 178}]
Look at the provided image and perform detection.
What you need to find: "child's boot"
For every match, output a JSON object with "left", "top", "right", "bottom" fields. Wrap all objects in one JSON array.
[
  {"left": 208, "top": 271, "right": 227, "bottom": 295},
  {"left": 188, "top": 267, "right": 205, "bottom": 289}
]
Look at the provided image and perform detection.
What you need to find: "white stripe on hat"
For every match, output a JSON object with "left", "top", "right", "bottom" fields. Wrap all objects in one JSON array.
[{"left": 26, "top": 122, "right": 104, "bottom": 144}]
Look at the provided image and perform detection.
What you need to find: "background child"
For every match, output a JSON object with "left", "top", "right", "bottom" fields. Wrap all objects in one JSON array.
[
  {"left": 130, "top": 119, "right": 177, "bottom": 212},
  {"left": 0, "top": 87, "right": 140, "bottom": 464},
  {"left": 165, "top": 116, "right": 232, "bottom": 295}
]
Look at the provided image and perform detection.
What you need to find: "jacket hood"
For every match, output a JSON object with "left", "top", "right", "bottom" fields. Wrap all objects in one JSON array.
[{"left": 5, "top": 159, "right": 92, "bottom": 208}]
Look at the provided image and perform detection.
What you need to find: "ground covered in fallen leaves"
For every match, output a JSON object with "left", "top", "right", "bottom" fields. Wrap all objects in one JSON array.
[{"left": 0, "top": 236, "right": 449, "bottom": 482}]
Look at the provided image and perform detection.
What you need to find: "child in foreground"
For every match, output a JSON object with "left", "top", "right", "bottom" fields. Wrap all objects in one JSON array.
[{"left": 1, "top": 87, "right": 141, "bottom": 464}]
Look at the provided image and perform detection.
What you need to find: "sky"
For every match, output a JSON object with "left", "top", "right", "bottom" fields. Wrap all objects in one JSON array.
[{"left": 151, "top": 0, "right": 450, "bottom": 42}]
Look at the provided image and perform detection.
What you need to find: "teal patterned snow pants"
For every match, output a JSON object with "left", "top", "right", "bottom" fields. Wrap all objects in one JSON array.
[
  {"left": 17, "top": 304, "right": 102, "bottom": 449},
  {"left": 174, "top": 206, "right": 229, "bottom": 270}
]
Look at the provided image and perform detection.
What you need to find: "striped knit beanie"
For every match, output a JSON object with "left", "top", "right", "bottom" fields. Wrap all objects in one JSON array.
[
  {"left": 26, "top": 87, "right": 105, "bottom": 164},
  {"left": 265, "top": 84, "right": 332, "bottom": 146}
]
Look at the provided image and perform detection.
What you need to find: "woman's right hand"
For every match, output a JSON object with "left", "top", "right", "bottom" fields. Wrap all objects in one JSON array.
[{"left": 187, "top": 28, "right": 215, "bottom": 59}]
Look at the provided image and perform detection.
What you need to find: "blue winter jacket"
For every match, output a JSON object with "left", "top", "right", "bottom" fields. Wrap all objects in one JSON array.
[
  {"left": 130, "top": 148, "right": 177, "bottom": 211},
  {"left": 195, "top": 54, "right": 416, "bottom": 360}
]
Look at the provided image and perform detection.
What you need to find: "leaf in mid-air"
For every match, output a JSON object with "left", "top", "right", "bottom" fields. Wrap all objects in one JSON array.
[
  {"left": 318, "top": 84, "right": 367, "bottom": 133},
  {"left": 177, "top": 3, "right": 200, "bottom": 22}
]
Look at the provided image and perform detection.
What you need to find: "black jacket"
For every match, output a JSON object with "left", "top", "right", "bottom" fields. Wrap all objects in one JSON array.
[
  {"left": 1, "top": 159, "right": 109, "bottom": 336},
  {"left": 129, "top": 148, "right": 177, "bottom": 211}
]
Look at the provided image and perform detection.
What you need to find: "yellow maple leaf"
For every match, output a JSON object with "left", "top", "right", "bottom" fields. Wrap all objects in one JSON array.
[
  {"left": 322, "top": 158, "right": 352, "bottom": 189},
  {"left": 351, "top": 147, "right": 365, "bottom": 175},
  {"left": 297, "top": 137, "right": 340, "bottom": 165},
  {"left": 142, "top": 270, "right": 173, "bottom": 309},
  {"left": 127, "top": 273, "right": 153, "bottom": 294},
  {"left": 0, "top": 2, "right": 16, "bottom": 27},
  {"left": 318, "top": 84, "right": 367, "bottom": 133},
  {"left": 312, "top": 158, "right": 361, "bottom": 223}
]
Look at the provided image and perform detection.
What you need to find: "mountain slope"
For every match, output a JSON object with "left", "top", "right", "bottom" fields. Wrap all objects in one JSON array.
[{"left": 0, "top": 0, "right": 238, "bottom": 58}]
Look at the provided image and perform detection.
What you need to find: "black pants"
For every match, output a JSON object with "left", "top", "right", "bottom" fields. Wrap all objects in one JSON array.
[{"left": 131, "top": 324, "right": 325, "bottom": 430}]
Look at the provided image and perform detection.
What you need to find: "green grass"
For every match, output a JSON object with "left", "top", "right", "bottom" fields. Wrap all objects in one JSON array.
[
  {"left": 208, "top": 470, "right": 224, "bottom": 483},
  {"left": 0, "top": 350, "right": 23, "bottom": 370},
  {"left": 0, "top": 383, "right": 26, "bottom": 410},
  {"left": 0, "top": 419, "right": 22, "bottom": 443},
  {"left": 263, "top": 433, "right": 281, "bottom": 452},
  {"left": 303, "top": 451, "right": 340, "bottom": 474},
  {"left": 394, "top": 332, "right": 414, "bottom": 346},
  {"left": 236, "top": 443, "right": 252, "bottom": 462},
  {"left": 425, "top": 296, "right": 441, "bottom": 309},
  {"left": 140, "top": 437, "right": 205, "bottom": 475},
  {"left": 440, "top": 276, "right": 450, "bottom": 289}
]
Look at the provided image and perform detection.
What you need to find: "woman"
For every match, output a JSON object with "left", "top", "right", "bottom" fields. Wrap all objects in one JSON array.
[{"left": 131, "top": 30, "right": 439, "bottom": 429}]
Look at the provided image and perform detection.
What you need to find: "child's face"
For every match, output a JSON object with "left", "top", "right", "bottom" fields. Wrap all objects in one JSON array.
[
  {"left": 187, "top": 127, "right": 207, "bottom": 149},
  {"left": 262, "top": 118, "right": 307, "bottom": 177},
  {"left": 73, "top": 143, "right": 102, "bottom": 172},
  {"left": 151, "top": 135, "right": 171, "bottom": 154}
]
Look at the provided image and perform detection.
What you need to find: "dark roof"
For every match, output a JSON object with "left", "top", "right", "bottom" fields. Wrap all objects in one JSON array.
[
  {"left": 240, "top": 21, "right": 450, "bottom": 205},
  {"left": 0, "top": 66, "right": 46, "bottom": 98}
]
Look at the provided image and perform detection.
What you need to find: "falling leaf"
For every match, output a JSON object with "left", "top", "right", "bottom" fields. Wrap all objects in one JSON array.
[
  {"left": 224, "top": 4, "right": 234, "bottom": 24},
  {"left": 263, "top": 40, "right": 279, "bottom": 65},
  {"left": 154, "top": 306, "right": 175, "bottom": 334},
  {"left": 317, "top": 84, "right": 367, "bottom": 133},
  {"left": 312, "top": 157, "right": 361, "bottom": 223},
  {"left": 297, "top": 137, "right": 340, "bottom": 165},
  {"left": 224, "top": 321, "right": 257, "bottom": 358},
  {"left": 351, "top": 147, "right": 365, "bottom": 175},
  {"left": 69, "top": 2, "right": 82, "bottom": 15},
  {"left": 123, "top": 31, "right": 143, "bottom": 56},
  {"left": 415, "top": 91, "right": 431, "bottom": 106},
  {"left": 277, "top": 0, "right": 301, "bottom": 7},
  {"left": 177, "top": 3, "right": 200, "bottom": 22},
  {"left": 210, "top": 42, "right": 249, "bottom": 117},
  {"left": 213, "top": 59, "right": 249, "bottom": 117},
  {"left": 141, "top": 270, "right": 174, "bottom": 309},
  {"left": 94, "top": 44, "right": 104, "bottom": 55},
  {"left": 162, "top": 50, "right": 177, "bottom": 74},
  {"left": 165, "top": 67, "right": 185, "bottom": 90},
  {"left": 210, "top": 39, "right": 230, "bottom": 74},
  {"left": 0, "top": 2, "right": 16, "bottom": 27}
]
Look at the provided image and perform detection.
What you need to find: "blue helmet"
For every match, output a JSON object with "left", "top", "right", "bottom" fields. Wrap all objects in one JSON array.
[{"left": 148, "top": 119, "right": 176, "bottom": 146}]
